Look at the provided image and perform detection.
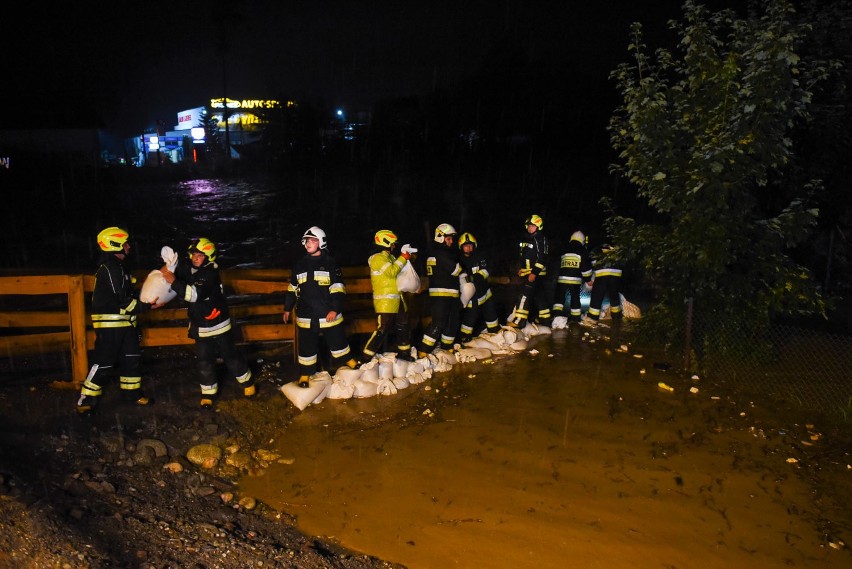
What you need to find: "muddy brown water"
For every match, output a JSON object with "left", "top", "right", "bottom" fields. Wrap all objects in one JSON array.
[{"left": 240, "top": 328, "right": 851, "bottom": 569}]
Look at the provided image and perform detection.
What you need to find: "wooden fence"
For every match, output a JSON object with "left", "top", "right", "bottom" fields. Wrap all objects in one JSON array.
[{"left": 0, "top": 267, "right": 442, "bottom": 384}]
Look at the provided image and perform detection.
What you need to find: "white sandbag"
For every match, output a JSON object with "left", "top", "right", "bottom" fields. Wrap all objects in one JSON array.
[
  {"left": 456, "top": 347, "right": 492, "bottom": 361},
  {"left": 392, "top": 358, "right": 410, "bottom": 378},
  {"left": 521, "top": 323, "right": 540, "bottom": 337},
  {"left": 311, "top": 371, "right": 333, "bottom": 405},
  {"left": 392, "top": 376, "right": 410, "bottom": 389},
  {"left": 280, "top": 372, "right": 332, "bottom": 411},
  {"left": 433, "top": 360, "right": 453, "bottom": 372},
  {"left": 501, "top": 328, "right": 519, "bottom": 345},
  {"left": 464, "top": 337, "right": 501, "bottom": 350},
  {"left": 432, "top": 349, "right": 456, "bottom": 366},
  {"left": 460, "top": 281, "right": 476, "bottom": 306},
  {"left": 510, "top": 339, "right": 529, "bottom": 351},
  {"left": 353, "top": 377, "right": 379, "bottom": 398},
  {"left": 415, "top": 355, "right": 437, "bottom": 370},
  {"left": 621, "top": 295, "right": 642, "bottom": 319},
  {"left": 378, "top": 355, "right": 395, "bottom": 380},
  {"left": 406, "top": 372, "right": 426, "bottom": 385},
  {"left": 327, "top": 380, "right": 356, "bottom": 400},
  {"left": 536, "top": 326, "right": 552, "bottom": 335},
  {"left": 140, "top": 270, "right": 177, "bottom": 305},
  {"left": 376, "top": 377, "right": 398, "bottom": 396},
  {"left": 397, "top": 261, "right": 421, "bottom": 293},
  {"left": 327, "top": 367, "right": 361, "bottom": 400},
  {"left": 359, "top": 361, "right": 380, "bottom": 383},
  {"left": 552, "top": 316, "right": 569, "bottom": 329}
]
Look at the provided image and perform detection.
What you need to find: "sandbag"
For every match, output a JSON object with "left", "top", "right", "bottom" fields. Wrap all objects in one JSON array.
[
  {"left": 392, "top": 376, "right": 410, "bottom": 389},
  {"left": 501, "top": 328, "right": 519, "bottom": 345},
  {"left": 140, "top": 270, "right": 177, "bottom": 305},
  {"left": 464, "top": 337, "right": 500, "bottom": 350},
  {"left": 376, "top": 377, "right": 398, "bottom": 396},
  {"left": 359, "top": 362, "right": 380, "bottom": 383},
  {"left": 551, "top": 316, "right": 569, "bottom": 329},
  {"left": 378, "top": 354, "right": 396, "bottom": 379},
  {"left": 280, "top": 372, "right": 332, "bottom": 410},
  {"left": 397, "top": 261, "right": 421, "bottom": 293},
  {"left": 327, "top": 368, "right": 361, "bottom": 400},
  {"left": 392, "top": 358, "right": 410, "bottom": 378},
  {"left": 510, "top": 339, "right": 529, "bottom": 351},
  {"left": 353, "top": 377, "right": 379, "bottom": 398},
  {"left": 460, "top": 281, "right": 476, "bottom": 306},
  {"left": 456, "top": 347, "right": 492, "bottom": 361}
]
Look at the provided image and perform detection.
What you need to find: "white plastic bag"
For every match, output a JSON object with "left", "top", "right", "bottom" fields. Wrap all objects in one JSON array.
[{"left": 397, "top": 261, "right": 421, "bottom": 293}]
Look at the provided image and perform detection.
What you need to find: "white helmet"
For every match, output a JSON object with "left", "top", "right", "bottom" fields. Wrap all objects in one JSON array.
[
  {"left": 301, "top": 226, "right": 328, "bottom": 249},
  {"left": 570, "top": 230, "right": 586, "bottom": 244},
  {"left": 434, "top": 223, "right": 457, "bottom": 244}
]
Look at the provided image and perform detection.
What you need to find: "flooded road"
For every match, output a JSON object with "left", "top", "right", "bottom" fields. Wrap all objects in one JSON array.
[{"left": 240, "top": 329, "right": 851, "bottom": 569}]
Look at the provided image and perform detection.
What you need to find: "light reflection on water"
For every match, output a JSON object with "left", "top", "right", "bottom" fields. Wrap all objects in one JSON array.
[{"left": 239, "top": 332, "right": 842, "bottom": 569}]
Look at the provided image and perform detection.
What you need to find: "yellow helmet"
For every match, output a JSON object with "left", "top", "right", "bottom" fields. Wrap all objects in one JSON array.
[
  {"left": 570, "top": 230, "right": 586, "bottom": 244},
  {"left": 434, "top": 223, "right": 457, "bottom": 244},
  {"left": 525, "top": 215, "right": 543, "bottom": 231},
  {"left": 374, "top": 229, "right": 398, "bottom": 248},
  {"left": 458, "top": 232, "right": 477, "bottom": 249},
  {"left": 97, "top": 227, "right": 130, "bottom": 252},
  {"left": 188, "top": 237, "right": 217, "bottom": 262}
]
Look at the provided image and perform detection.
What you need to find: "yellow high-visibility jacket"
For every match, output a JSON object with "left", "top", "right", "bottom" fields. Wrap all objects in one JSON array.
[{"left": 369, "top": 250, "right": 408, "bottom": 313}]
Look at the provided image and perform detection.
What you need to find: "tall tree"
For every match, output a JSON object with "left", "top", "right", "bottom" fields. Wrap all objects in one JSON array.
[{"left": 607, "top": 0, "right": 829, "bottom": 351}]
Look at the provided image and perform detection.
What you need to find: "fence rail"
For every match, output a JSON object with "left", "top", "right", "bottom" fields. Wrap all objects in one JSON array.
[{"left": 0, "top": 267, "right": 433, "bottom": 384}]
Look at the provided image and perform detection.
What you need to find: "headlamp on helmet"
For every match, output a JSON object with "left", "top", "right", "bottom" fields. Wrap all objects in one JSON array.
[
  {"left": 301, "top": 226, "right": 328, "bottom": 249},
  {"left": 188, "top": 237, "right": 217, "bottom": 262},
  {"left": 97, "top": 227, "right": 130, "bottom": 252},
  {"left": 525, "top": 215, "right": 543, "bottom": 231},
  {"left": 434, "top": 223, "right": 457, "bottom": 244},
  {"left": 458, "top": 232, "right": 477, "bottom": 249},
  {"left": 374, "top": 229, "right": 398, "bottom": 248}
]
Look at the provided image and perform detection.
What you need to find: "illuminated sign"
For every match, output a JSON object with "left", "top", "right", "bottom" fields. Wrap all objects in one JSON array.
[
  {"left": 209, "top": 98, "right": 294, "bottom": 109},
  {"left": 175, "top": 107, "right": 205, "bottom": 131}
]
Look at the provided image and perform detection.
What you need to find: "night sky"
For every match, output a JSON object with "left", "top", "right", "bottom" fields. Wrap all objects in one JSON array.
[{"left": 0, "top": 0, "right": 741, "bottom": 137}]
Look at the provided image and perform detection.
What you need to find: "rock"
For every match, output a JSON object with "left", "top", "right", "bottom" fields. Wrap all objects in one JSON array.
[
  {"left": 238, "top": 496, "right": 257, "bottom": 510},
  {"left": 163, "top": 462, "right": 184, "bottom": 473},
  {"left": 133, "top": 445, "right": 156, "bottom": 466},
  {"left": 255, "top": 449, "right": 280, "bottom": 462},
  {"left": 138, "top": 439, "right": 168, "bottom": 458},
  {"left": 186, "top": 444, "right": 223, "bottom": 466},
  {"left": 225, "top": 451, "right": 252, "bottom": 469}
]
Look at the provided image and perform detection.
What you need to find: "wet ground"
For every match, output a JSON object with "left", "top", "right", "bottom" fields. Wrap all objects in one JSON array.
[{"left": 240, "top": 326, "right": 852, "bottom": 569}]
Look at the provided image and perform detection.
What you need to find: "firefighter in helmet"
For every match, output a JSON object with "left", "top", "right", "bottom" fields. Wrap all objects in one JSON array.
[
  {"left": 508, "top": 214, "right": 552, "bottom": 328},
  {"left": 283, "top": 226, "right": 358, "bottom": 387},
  {"left": 361, "top": 229, "right": 416, "bottom": 362},
  {"left": 554, "top": 230, "right": 593, "bottom": 323},
  {"left": 418, "top": 223, "right": 467, "bottom": 355},
  {"left": 77, "top": 227, "right": 163, "bottom": 414},
  {"left": 160, "top": 238, "right": 255, "bottom": 408},
  {"left": 457, "top": 231, "right": 501, "bottom": 341}
]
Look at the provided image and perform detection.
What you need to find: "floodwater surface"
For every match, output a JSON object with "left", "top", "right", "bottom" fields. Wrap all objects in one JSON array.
[{"left": 240, "top": 329, "right": 851, "bottom": 569}]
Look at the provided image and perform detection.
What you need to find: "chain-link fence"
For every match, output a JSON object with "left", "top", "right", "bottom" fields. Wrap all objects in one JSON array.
[{"left": 681, "top": 302, "right": 852, "bottom": 420}]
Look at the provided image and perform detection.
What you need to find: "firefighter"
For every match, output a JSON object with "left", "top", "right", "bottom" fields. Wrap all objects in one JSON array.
[
  {"left": 508, "top": 214, "right": 552, "bottom": 328},
  {"left": 283, "top": 227, "right": 357, "bottom": 387},
  {"left": 457, "top": 232, "right": 501, "bottom": 342},
  {"left": 583, "top": 243, "right": 623, "bottom": 327},
  {"left": 418, "top": 223, "right": 468, "bottom": 355},
  {"left": 554, "top": 230, "right": 593, "bottom": 323},
  {"left": 160, "top": 238, "right": 254, "bottom": 408},
  {"left": 362, "top": 229, "right": 416, "bottom": 362},
  {"left": 76, "top": 227, "right": 162, "bottom": 415}
]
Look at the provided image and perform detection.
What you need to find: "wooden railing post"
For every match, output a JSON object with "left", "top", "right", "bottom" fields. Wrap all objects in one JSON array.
[{"left": 67, "top": 275, "right": 88, "bottom": 386}]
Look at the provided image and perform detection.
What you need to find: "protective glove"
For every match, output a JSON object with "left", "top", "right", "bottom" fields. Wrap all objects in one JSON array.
[
  {"left": 161, "top": 246, "right": 179, "bottom": 272},
  {"left": 401, "top": 244, "right": 417, "bottom": 255}
]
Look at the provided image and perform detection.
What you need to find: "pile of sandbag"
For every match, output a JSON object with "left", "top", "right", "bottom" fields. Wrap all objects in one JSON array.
[{"left": 280, "top": 322, "right": 552, "bottom": 410}]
